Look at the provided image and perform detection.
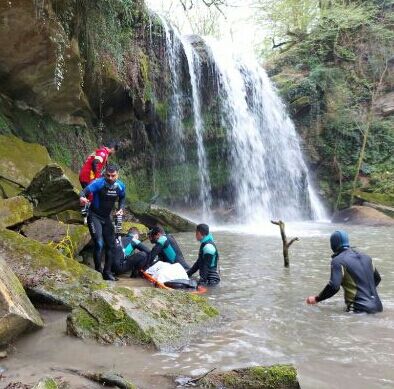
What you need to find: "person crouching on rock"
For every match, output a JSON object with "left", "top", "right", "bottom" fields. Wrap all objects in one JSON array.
[
  {"left": 187, "top": 224, "right": 220, "bottom": 286},
  {"left": 146, "top": 226, "right": 190, "bottom": 270},
  {"left": 112, "top": 227, "right": 150, "bottom": 278},
  {"left": 306, "top": 230, "right": 383, "bottom": 313},
  {"left": 79, "top": 164, "right": 126, "bottom": 281}
]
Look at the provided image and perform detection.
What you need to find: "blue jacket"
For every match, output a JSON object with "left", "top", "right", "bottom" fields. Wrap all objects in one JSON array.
[{"left": 80, "top": 177, "right": 126, "bottom": 218}]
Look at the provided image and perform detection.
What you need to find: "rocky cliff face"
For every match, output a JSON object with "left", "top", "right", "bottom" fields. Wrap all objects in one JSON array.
[
  {"left": 0, "top": 0, "right": 176, "bottom": 202},
  {"left": 0, "top": 1, "right": 235, "bottom": 208}
]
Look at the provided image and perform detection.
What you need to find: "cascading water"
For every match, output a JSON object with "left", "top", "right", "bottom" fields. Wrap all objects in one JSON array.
[
  {"left": 180, "top": 36, "right": 213, "bottom": 220},
  {"left": 157, "top": 16, "right": 190, "bottom": 202},
  {"left": 156, "top": 15, "right": 214, "bottom": 218},
  {"left": 203, "top": 38, "right": 326, "bottom": 222}
]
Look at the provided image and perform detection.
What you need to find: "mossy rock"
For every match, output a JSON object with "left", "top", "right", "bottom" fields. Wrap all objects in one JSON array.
[
  {"left": 0, "top": 255, "right": 44, "bottom": 346},
  {"left": 129, "top": 203, "right": 196, "bottom": 233},
  {"left": 0, "top": 195, "right": 33, "bottom": 228},
  {"left": 24, "top": 163, "right": 80, "bottom": 217},
  {"left": 21, "top": 218, "right": 91, "bottom": 256},
  {"left": 354, "top": 190, "right": 394, "bottom": 207},
  {"left": 0, "top": 177, "right": 23, "bottom": 198},
  {"left": 198, "top": 364, "right": 300, "bottom": 389},
  {"left": 290, "top": 96, "right": 311, "bottom": 115},
  {"left": 0, "top": 135, "right": 51, "bottom": 188},
  {"left": 0, "top": 229, "right": 106, "bottom": 309},
  {"left": 121, "top": 221, "right": 149, "bottom": 240},
  {"left": 67, "top": 286, "right": 219, "bottom": 351},
  {"left": 332, "top": 205, "right": 394, "bottom": 226},
  {"left": 50, "top": 210, "right": 84, "bottom": 225}
]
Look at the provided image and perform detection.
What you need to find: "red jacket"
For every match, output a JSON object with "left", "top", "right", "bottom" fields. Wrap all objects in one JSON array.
[{"left": 79, "top": 146, "right": 111, "bottom": 184}]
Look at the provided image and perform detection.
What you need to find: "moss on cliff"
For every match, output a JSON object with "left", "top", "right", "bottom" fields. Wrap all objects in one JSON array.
[{"left": 267, "top": 2, "right": 394, "bottom": 211}]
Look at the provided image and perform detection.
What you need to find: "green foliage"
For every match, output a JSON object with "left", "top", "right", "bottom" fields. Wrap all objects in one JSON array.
[{"left": 267, "top": 0, "right": 394, "bottom": 209}]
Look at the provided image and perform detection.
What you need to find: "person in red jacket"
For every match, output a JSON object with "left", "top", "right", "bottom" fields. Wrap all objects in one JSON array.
[{"left": 79, "top": 142, "right": 119, "bottom": 188}]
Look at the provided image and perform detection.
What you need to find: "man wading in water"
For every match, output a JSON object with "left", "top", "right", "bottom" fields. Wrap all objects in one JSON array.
[
  {"left": 79, "top": 164, "right": 126, "bottom": 281},
  {"left": 306, "top": 230, "right": 383, "bottom": 313},
  {"left": 187, "top": 223, "right": 220, "bottom": 286}
]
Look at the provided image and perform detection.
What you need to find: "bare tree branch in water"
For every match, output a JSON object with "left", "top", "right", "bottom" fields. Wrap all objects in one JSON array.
[{"left": 271, "top": 220, "right": 299, "bottom": 267}]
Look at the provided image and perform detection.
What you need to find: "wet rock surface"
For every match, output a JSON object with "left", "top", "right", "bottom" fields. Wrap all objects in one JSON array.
[
  {"left": 332, "top": 205, "right": 394, "bottom": 226},
  {"left": 0, "top": 228, "right": 105, "bottom": 309},
  {"left": 0, "top": 196, "right": 33, "bottom": 228},
  {"left": 129, "top": 202, "right": 196, "bottom": 232},
  {"left": 175, "top": 365, "right": 300, "bottom": 389},
  {"left": 24, "top": 164, "right": 80, "bottom": 217},
  {"left": 67, "top": 286, "right": 219, "bottom": 351},
  {"left": 0, "top": 255, "right": 43, "bottom": 346},
  {"left": 50, "top": 210, "right": 84, "bottom": 225},
  {"left": 0, "top": 136, "right": 52, "bottom": 189},
  {"left": 21, "top": 218, "right": 90, "bottom": 256}
]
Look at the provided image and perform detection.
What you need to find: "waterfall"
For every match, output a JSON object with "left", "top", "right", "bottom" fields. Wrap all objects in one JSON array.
[
  {"left": 157, "top": 16, "right": 190, "bottom": 203},
  {"left": 152, "top": 14, "right": 325, "bottom": 222},
  {"left": 157, "top": 15, "right": 214, "bottom": 217},
  {"left": 180, "top": 36, "right": 213, "bottom": 220},
  {"left": 203, "top": 38, "right": 326, "bottom": 222}
]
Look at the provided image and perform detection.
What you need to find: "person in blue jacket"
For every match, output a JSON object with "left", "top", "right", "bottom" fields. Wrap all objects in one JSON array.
[
  {"left": 79, "top": 164, "right": 126, "bottom": 281},
  {"left": 187, "top": 223, "right": 220, "bottom": 286},
  {"left": 306, "top": 230, "right": 383, "bottom": 313}
]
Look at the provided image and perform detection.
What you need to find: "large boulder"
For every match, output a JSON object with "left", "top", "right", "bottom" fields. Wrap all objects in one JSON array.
[
  {"left": 354, "top": 190, "right": 394, "bottom": 218},
  {"left": 50, "top": 210, "right": 84, "bottom": 225},
  {"left": 190, "top": 364, "right": 300, "bottom": 389},
  {"left": 0, "top": 135, "right": 51, "bottom": 188},
  {"left": 332, "top": 205, "right": 394, "bottom": 226},
  {"left": 21, "top": 218, "right": 91, "bottom": 256},
  {"left": 0, "top": 255, "right": 43, "bottom": 346},
  {"left": 0, "top": 228, "right": 105, "bottom": 309},
  {"left": 374, "top": 92, "right": 394, "bottom": 117},
  {"left": 0, "top": 229, "right": 220, "bottom": 350},
  {"left": 0, "top": 177, "right": 23, "bottom": 199},
  {"left": 24, "top": 164, "right": 80, "bottom": 217},
  {"left": 67, "top": 286, "right": 219, "bottom": 351},
  {"left": 129, "top": 202, "right": 196, "bottom": 233},
  {"left": 121, "top": 221, "right": 149, "bottom": 240},
  {"left": 0, "top": 196, "right": 33, "bottom": 228}
]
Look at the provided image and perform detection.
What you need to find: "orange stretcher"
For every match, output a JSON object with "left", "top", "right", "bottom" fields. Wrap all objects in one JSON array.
[{"left": 140, "top": 270, "right": 207, "bottom": 295}]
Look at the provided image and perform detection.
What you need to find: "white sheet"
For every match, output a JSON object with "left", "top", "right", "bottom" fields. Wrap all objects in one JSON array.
[{"left": 146, "top": 261, "right": 189, "bottom": 284}]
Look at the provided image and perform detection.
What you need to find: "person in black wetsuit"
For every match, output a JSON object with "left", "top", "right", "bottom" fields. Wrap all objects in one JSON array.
[
  {"left": 79, "top": 164, "right": 126, "bottom": 281},
  {"left": 112, "top": 228, "right": 150, "bottom": 277},
  {"left": 146, "top": 226, "right": 190, "bottom": 270},
  {"left": 306, "top": 230, "right": 383, "bottom": 313},
  {"left": 187, "top": 223, "right": 220, "bottom": 286}
]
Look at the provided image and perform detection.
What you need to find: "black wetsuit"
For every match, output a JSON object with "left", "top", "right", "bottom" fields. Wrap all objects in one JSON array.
[
  {"left": 112, "top": 236, "right": 150, "bottom": 277},
  {"left": 80, "top": 178, "right": 126, "bottom": 275},
  {"left": 316, "top": 248, "right": 383, "bottom": 313},
  {"left": 187, "top": 233, "right": 220, "bottom": 286},
  {"left": 147, "top": 234, "right": 190, "bottom": 270}
]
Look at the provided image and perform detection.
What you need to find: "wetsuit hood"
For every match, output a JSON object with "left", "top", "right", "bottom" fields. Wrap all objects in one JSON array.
[
  {"left": 200, "top": 233, "right": 214, "bottom": 243},
  {"left": 330, "top": 230, "right": 350, "bottom": 254}
]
